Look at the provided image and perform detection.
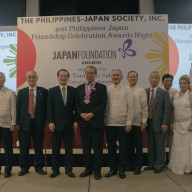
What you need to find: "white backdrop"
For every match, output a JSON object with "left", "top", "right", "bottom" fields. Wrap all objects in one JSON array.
[{"left": 17, "top": 15, "right": 168, "bottom": 89}]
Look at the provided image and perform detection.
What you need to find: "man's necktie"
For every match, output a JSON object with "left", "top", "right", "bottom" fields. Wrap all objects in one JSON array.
[
  {"left": 62, "top": 87, "right": 67, "bottom": 105},
  {"left": 149, "top": 89, "right": 154, "bottom": 119},
  {"left": 28, "top": 88, "right": 35, "bottom": 115}
]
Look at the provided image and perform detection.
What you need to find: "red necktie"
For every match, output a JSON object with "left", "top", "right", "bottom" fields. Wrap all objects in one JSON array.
[{"left": 28, "top": 88, "right": 34, "bottom": 115}]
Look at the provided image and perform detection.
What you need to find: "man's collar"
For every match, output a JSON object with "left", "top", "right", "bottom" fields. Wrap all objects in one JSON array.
[
  {"left": 60, "top": 84, "right": 67, "bottom": 89},
  {"left": 29, "top": 86, "right": 37, "bottom": 90}
]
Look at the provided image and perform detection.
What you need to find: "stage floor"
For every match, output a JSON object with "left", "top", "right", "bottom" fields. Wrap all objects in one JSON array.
[{"left": 0, "top": 166, "right": 191, "bottom": 192}]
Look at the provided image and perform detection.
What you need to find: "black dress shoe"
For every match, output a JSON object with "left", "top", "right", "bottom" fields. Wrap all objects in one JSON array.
[
  {"left": 49, "top": 171, "right": 60, "bottom": 178},
  {"left": 105, "top": 170, "right": 117, "bottom": 177},
  {"left": 4, "top": 172, "right": 12, "bottom": 178},
  {"left": 36, "top": 169, "right": 46, "bottom": 175},
  {"left": 144, "top": 166, "right": 154, "bottom": 171},
  {"left": 94, "top": 173, "right": 101, "bottom": 180},
  {"left": 119, "top": 171, "right": 126, "bottom": 179},
  {"left": 18, "top": 170, "right": 29, "bottom": 176},
  {"left": 65, "top": 171, "right": 75, "bottom": 177},
  {"left": 79, "top": 170, "right": 92, "bottom": 178},
  {"left": 154, "top": 169, "right": 162, "bottom": 174},
  {"left": 134, "top": 169, "right": 141, "bottom": 175}
]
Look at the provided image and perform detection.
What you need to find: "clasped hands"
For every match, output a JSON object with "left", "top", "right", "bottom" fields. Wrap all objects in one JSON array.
[{"left": 80, "top": 113, "right": 94, "bottom": 121}]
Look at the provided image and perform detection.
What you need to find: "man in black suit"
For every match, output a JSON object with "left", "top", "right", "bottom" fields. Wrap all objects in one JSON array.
[
  {"left": 16, "top": 70, "right": 48, "bottom": 176},
  {"left": 76, "top": 65, "right": 107, "bottom": 180},
  {"left": 48, "top": 69, "right": 77, "bottom": 178}
]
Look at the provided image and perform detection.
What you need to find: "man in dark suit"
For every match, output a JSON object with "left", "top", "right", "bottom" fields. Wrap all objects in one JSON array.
[
  {"left": 47, "top": 69, "right": 77, "bottom": 178},
  {"left": 16, "top": 70, "right": 48, "bottom": 176},
  {"left": 144, "top": 71, "right": 170, "bottom": 173},
  {"left": 76, "top": 65, "right": 107, "bottom": 180}
]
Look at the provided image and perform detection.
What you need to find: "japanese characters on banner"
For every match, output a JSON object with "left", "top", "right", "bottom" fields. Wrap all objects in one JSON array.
[{"left": 17, "top": 15, "right": 168, "bottom": 89}]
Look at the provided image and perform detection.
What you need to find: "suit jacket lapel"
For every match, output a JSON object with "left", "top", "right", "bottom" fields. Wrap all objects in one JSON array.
[
  {"left": 66, "top": 86, "right": 71, "bottom": 106},
  {"left": 153, "top": 87, "right": 160, "bottom": 108},
  {"left": 35, "top": 86, "right": 41, "bottom": 111},
  {"left": 146, "top": 88, "right": 150, "bottom": 105},
  {"left": 56, "top": 86, "right": 64, "bottom": 105},
  {"left": 24, "top": 88, "right": 29, "bottom": 106}
]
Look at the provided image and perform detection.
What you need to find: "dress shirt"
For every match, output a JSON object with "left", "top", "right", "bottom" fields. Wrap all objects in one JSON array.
[
  {"left": 0, "top": 86, "right": 16, "bottom": 128},
  {"left": 131, "top": 85, "right": 148, "bottom": 126},
  {"left": 106, "top": 83, "right": 134, "bottom": 126}
]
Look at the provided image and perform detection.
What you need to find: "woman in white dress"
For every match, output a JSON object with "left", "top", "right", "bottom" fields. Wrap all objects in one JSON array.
[{"left": 168, "top": 75, "right": 192, "bottom": 175}]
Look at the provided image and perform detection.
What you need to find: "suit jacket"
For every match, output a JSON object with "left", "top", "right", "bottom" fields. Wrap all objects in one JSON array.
[
  {"left": 47, "top": 85, "right": 76, "bottom": 132},
  {"left": 16, "top": 86, "right": 48, "bottom": 132},
  {"left": 145, "top": 87, "right": 170, "bottom": 132},
  {"left": 76, "top": 82, "right": 107, "bottom": 128}
]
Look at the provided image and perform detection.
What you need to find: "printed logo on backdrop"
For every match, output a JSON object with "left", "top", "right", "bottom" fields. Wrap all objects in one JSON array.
[
  {"left": 3, "top": 44, "right": 17, "bottom": 77},
  {"left": 0, "top": 31, "right": 17, "bottom": 91}
]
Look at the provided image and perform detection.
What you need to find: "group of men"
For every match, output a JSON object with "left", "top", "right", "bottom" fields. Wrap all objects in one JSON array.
[{"left": 0, "top": 66, "right": 176, "bottom": 180}]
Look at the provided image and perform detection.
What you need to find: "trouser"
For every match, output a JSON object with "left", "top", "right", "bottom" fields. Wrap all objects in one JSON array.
[
  {"left": 127, "top": 125, "right": 143, "bottom": 169},
  {"left": 80, "top": 126, "right": 104, "bottom": 173},
  {"left": 106, "top": 126, "right": 128, "bottom": 172},
  {"left": 146, "top": 119, "right": 166, "bottom": 170},
  {"left": 51, "top": 130, "right": 73, "bottom": 172},
  {"left": 0, "top": 126, "right": 13, "bottom": 173},
  {"left": 19, "top": 119, "right": 44, "bottom": 171}
]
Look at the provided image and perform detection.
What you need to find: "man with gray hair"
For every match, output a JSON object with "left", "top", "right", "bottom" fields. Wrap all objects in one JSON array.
[
  {"left": 105, "top": 69, "right": 134, "bottom": 179},
  {"left": 0, "top": 72, "right": 16, "bottom": 178},
  {"left": 76, "top": 65, "right": 107, "bottom": 180},
  {"left": 144, "top": 71, "right": 170, "bottom": 173},
  {"left": 16, "top": 70, "right": 48, "bottom": 176}
]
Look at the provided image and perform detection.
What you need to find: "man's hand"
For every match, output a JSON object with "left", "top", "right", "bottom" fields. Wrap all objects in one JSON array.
[
  {"left": 140, "top": 123, "right": 146, "bottom": 133},
  {"left": 125, "top": 125, "right": 132, "bottom": 133},
  {"left": 49, "top": 123, "right": 55, "bottom": 132},
  {"left": 81, "top": 113, "right": 94, "bottom": 121},
  {"left": 80, "top": 113, "right": 87, "bottom": 119},
  {"left": 161, "top": 124, "right": 167, "bottom": 133},
  {"left": 73, "top": 122, "right": 78, "bottom": 131},
  {"left": 16, "top": 125, "right": 20, "bottom": 131},
  {"left": 10, "top": 125, "right": 16, "bottom": 131}
]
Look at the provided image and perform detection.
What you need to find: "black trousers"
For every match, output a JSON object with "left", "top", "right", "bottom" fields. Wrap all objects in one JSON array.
[
  {"left": 19, "top": 119, "right": 44, "bottom": 171},
  {"left": 51, "top": 130, "right": 73, "bottom": 172},
  {"left": 105, "top": 126, "right": 128, "bottom": 172},
  {"left": 127, "top": 125, "right": 143, "bottom": 169},
  {"left": 0, "top": 127, "right": 13, "bottom": 173},
  {"left": 80, "top": 126, "right": 104, "bottom": 173}
]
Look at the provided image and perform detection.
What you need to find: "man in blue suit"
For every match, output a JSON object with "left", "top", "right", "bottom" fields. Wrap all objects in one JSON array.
[
  {"left": 16, "top": 70, "right": 48, "bottom": 176},
  {"left": 48, "top": 69, "right": 77, "bottom": 178}
]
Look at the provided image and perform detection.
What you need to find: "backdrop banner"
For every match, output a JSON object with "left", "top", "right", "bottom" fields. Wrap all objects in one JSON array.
[{"left": 17, "top": 14, "right": 168, "bottom": 89}]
